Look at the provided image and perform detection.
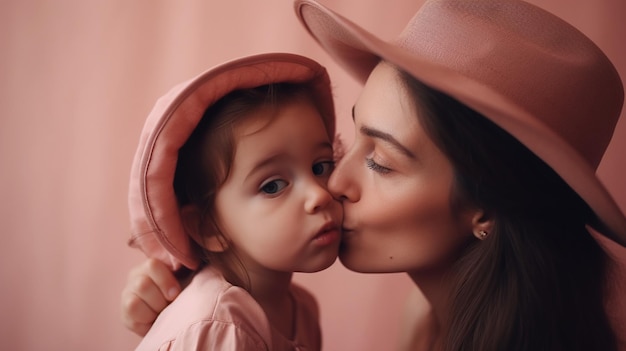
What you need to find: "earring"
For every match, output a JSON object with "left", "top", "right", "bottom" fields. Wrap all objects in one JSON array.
[{"left": 477, "top": 230, "right": 488, "bottom": 240}]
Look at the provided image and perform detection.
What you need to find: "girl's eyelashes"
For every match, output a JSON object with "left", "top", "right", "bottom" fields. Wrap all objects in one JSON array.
[
  {"left": 365, "top": 157, "right": 391, "bottom": 174},
  {"left": 312, "top": 160, "right": 335, "bottom": 176},
  {"left": 258, "top": 159, "right": 334, "bottom": 195},
  {"left": 260, "top": 179, "right": 288, "bottom": 195}
]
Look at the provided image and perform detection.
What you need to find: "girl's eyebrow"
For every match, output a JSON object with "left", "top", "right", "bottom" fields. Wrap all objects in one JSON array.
[
  {"left": 352, "top": 105, "right": 416, "bottom": 160},
  {"left": 245, "top": 153, "right": 286, "bottom": 183},
  {"left": 244, "top": 141, "right": 334, "bottom": 183}
]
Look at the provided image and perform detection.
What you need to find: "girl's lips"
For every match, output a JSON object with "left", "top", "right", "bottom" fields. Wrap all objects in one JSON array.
[{"left": 313, "top": 226, "right": 341, "bottom": 246}]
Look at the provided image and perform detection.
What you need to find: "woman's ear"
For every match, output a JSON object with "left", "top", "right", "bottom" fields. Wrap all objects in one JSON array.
[
  {"left": 180, "top": 205, "right": 228, "bottom": 252},
  {"left": 470, "top": 209, "right": 494, "bottom": 241}
]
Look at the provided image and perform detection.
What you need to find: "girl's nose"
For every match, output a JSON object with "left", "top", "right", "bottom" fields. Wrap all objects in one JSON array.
[{"left": 304, "top": 180, "right": 335, "bottom": 214}]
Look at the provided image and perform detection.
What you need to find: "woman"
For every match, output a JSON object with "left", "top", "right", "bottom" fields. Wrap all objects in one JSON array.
[{"left": 122, "top": 0, "right": 626, "bottom": 349}]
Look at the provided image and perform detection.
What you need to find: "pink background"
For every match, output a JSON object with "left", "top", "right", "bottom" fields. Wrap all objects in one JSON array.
[{"left": 1, "top": 1, "right": 624, "bottom": 350}]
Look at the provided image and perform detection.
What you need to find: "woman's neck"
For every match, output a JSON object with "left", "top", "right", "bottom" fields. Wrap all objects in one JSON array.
[{"left": 405, "top": 268, "right": 453, "bottom": 350}]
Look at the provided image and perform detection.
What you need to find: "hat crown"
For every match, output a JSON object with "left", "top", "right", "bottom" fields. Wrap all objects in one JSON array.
[{"left": 396, "top": 0, "right": 623, "bottom": 169}]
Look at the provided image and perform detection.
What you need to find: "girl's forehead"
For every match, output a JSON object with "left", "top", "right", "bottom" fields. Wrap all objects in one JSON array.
[
  {"left": 232, "top": 99, "right": 331, "bottom": 152},
  {"left": 232, "top": 95, "right": 325, "bottom": 138}
]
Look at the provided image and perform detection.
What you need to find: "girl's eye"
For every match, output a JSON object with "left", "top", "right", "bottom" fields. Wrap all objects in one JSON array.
[
  {"left": 312, "top": 161, "right": 334, "bottom": 176},
  {"left": 365, "top": 157, "right": 391, "bottom": 174},
  {"left": 260, "top": 179, "right": 288, "bottom": 194}
]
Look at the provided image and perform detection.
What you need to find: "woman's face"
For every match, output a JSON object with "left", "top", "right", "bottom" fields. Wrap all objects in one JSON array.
[{"left": 329, "top": 62, "right": 475, "bottom": 275}]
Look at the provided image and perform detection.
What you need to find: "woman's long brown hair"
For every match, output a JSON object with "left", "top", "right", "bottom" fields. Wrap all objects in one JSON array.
[{"left": 399, "top": 69, "right": 617, "bottom": 351}]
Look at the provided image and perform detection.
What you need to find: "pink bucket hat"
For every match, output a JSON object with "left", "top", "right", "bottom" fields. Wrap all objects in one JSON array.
[
  {"left": 294, "top": 0, "right": 626, "bottom": 246},
  {"left": 128, "top": 53, "right": 335, "bottom": 270}
]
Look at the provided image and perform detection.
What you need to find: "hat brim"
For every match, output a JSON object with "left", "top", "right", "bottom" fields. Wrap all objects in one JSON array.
[
  {"left": 294, "top": 0, "right": 626, "bottom": 246},
  {"left": 128, "top": 53, "right": 336, "bottom": 269}
]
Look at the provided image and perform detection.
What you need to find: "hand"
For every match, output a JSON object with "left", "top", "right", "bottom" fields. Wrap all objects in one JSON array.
[{"left": 120, "top": 258, "right": 181, "bottom": 336}]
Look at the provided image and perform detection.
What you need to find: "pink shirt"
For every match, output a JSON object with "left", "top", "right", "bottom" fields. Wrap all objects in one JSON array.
[{"left": 135, "top": 266, "right": 322, "bottom": 351}]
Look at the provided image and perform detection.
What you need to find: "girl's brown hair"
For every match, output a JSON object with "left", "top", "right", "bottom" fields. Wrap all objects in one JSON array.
[{"left": 399, "top": 69, "right": 617, "bottom": 351}]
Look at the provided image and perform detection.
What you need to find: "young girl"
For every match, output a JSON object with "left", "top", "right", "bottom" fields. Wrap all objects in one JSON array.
[
  {"left": 127, "top": 53, "right": 342, "bottom": 350},
  {"left": 123, "top": 0, "right": 626, "bottom": 350}
]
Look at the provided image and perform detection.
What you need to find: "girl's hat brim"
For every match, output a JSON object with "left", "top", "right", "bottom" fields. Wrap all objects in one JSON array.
[
  {"left": 128, "top": 53, "right": 335, "bottom": 270},
  {"left": 294, "top": 0, "right": 626, "bottom": 246}
]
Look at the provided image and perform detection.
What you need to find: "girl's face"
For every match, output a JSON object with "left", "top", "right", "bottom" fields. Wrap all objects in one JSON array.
[
  {"left": 329, "top": 62, "right": 474, "bottom": 275},
  {"left": 213, "top": 97, "right": 342, "bottom": 276}
]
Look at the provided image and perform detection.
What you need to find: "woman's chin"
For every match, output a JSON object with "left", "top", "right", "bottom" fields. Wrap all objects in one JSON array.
[{"left": 338, "top": 250, "right": 403, "bottom": 274}]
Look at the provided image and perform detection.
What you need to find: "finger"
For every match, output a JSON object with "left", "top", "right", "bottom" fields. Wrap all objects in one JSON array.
[
  {"left": 120, "top": 289, "right": 157, "bottom": 336},
  {"left": 143, "top": 258, "right": 181, "bottom": 301},
  {"left": 126, "top": 268, "right": 171, "bottom": 313}
]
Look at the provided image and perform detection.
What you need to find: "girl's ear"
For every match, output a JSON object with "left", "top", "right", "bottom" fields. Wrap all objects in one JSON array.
[
  {"left": 180, "top": 205, "right": 228, "bottom": 253},
  {"left": 470, "top": 209, "right": 494, "bottom": 241}
]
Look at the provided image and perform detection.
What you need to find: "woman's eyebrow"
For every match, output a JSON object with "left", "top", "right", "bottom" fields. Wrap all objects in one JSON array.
[
  {"left": 353, "top": 106, "right": 416, "bottom": 159},
  {"left": 359, "top": 125, "right": 416, "bottom": 159}
]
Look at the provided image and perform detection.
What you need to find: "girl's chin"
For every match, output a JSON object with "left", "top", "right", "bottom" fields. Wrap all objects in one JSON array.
[{"left": 297, "top": 252, "right": 340, "bottom": 273}]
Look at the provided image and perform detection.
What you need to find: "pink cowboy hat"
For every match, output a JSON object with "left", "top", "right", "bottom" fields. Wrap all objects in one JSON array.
[
  {"left": 128, "top": 53, "right": 336, "bottom": 269},
  {"left": 294, "top": 0, "right": 626, "bottom": 246}
]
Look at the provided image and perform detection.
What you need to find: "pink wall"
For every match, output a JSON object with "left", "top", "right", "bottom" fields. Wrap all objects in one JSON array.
[{"left": 0, "top": 1, "right": 624, "bottom": 350}]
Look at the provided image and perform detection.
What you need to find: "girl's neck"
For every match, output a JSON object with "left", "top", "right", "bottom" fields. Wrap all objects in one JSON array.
[
  {"left": 248, "top": 270, "right": 293, "bottom": 302},
  {"left": 219, "top": 251, "right": 296, "bottom": 337},
  {"left": 246, "top": 268, "right": 295, "bottom": 340}
]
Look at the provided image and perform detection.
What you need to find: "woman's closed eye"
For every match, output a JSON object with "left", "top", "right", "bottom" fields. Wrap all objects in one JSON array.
[{"left": 365, "top": 157, "right": 391, "bottom": 174}]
